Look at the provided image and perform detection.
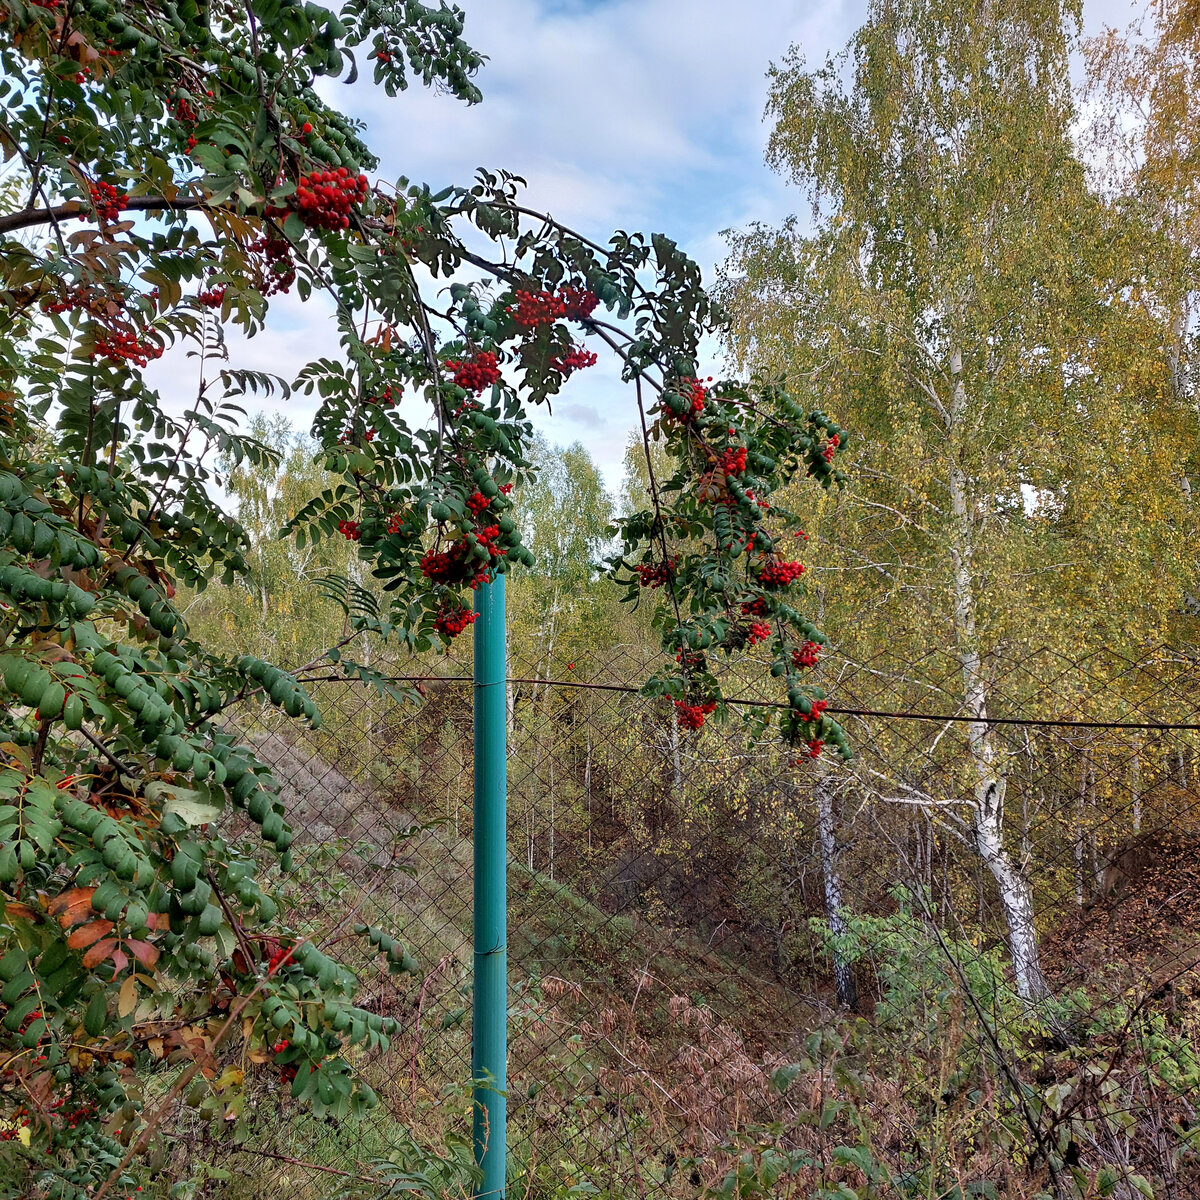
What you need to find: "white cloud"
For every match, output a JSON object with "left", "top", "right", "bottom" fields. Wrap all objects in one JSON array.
[{"left": 312, "top": 0, "right": 859, "bottom": 479}]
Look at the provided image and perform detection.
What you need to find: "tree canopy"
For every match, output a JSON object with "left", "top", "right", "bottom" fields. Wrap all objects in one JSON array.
[{"left": 0, "top": 0, "right": 851, "bottom": 1190}]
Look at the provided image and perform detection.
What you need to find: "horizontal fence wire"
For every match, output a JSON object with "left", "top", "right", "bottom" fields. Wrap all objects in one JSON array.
[
  {"left": 173, "top": 638, "right": 1200, "bottom": 1199},
  {"left": 299, "top": 670, "right": 1200, "bottom": 731}
]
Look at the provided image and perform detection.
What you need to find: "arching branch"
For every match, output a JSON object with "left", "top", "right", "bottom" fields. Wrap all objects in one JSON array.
[{"left": 0, "top": 194, "right": 208, "bottom": 236}]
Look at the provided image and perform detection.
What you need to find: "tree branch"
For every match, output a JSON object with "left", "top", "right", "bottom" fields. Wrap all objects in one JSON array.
[{"left": 0, "top": 195, "right": 207, "bottom": 236}]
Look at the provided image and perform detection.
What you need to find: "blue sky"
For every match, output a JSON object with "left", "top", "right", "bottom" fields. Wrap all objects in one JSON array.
[{"left": 156, "top": 0, "right": 1144, "bottom": 491}]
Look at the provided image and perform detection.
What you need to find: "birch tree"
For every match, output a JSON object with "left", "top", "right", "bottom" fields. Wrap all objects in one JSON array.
[{"left": 721, "top": 0, "right": 1198, "bottom": 1002}]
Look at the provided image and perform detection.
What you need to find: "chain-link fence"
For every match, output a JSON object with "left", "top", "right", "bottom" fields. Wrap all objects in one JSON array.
[{"left": 178, "top": 638, "right": 1200, "bottom": 1199}]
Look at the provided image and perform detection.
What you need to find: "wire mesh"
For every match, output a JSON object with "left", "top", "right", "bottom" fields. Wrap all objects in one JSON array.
[{"left": 176, "top": 636, "right": 1200, "bottom": 1199}]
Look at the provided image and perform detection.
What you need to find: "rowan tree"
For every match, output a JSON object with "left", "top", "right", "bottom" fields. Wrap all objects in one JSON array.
[{"left": 0, "top": 0, "right": 848, "bottom": 1190}]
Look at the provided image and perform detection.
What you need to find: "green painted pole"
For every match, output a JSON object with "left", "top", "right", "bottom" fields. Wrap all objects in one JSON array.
[{"left": 472, "top": 572, "right": 507, "bottom": 1199}]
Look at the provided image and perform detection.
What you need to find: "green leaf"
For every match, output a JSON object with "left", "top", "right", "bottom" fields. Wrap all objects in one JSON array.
[{"left": 146, "top": 781, "right": 225, "bottom": 826}]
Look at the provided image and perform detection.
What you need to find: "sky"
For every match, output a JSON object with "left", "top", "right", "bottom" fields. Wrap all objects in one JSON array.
[{"left": 152, "top": 0, "right": 1147, "bottom": 493}]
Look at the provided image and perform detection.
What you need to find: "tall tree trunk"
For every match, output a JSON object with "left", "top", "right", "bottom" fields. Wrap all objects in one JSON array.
[
  {"left": 948, "top": 348, "right": 1050, "bottom": 1004},
  {"left": 527, "top": 797, "right": 534, "bottom": 872},
  {"left": 815, "top": 772, "right": 857, "bottom": 1012},
  {"left": 1131, "top": 736, "right": 1142, "bottom": 835},
  {"left": 1074, "top": 756, "right": 1087, "bottom": 908},
  {"left": 584, "top": 733, "right": 593, "bottom": 854},
  {"left": 670, "top": 708, "right": 683, "bottom": 796}
]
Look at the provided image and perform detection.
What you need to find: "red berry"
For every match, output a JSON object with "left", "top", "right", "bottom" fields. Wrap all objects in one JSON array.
[
  {"left": 447, "top": 351, "right": 501, "bottom": 394},
  {"left": 634, "top": 556, "right": 678, "bottom": 589},
  {"left": 550, "top": 345, "right": 598, "bottom": 375},
  {"left": 756, "top": 558, "right": 805, "bottom": 588},
  {"left": 792, "top": 641, "right": 820, "bottom": 669}
]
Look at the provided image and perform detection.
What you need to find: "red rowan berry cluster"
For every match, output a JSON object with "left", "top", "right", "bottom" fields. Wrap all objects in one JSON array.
[
  {"left": 248, "top": 233, "right": 295, "bottom": 296},
  {"left": 717, "top": 446, "right": 747, "bottom": 476},
  {"left": 91, "top": 328, "right": 162, "bottom": 368},
  {"left": 808, "top": 699, "right": 829, "bottom": 720},
  {"left": 560, "top": 285, "right": 599, "bottom": 319},
  {"left": 420, "top": 540, "right": 488, "bottom": 587},
  {"left": 16, "top": 1008, "right": 45, "bottom": 1037},
  {"left": 509, "top": 288, "right": 566, "bottom": 328},
  {"left": 475, "top": 523, "right": 501, "bottom": 558},
  {"left": 634, "top": 557, "right": 678, "bottom": 588},
  {"left": 198, "top": 286, "right": 226, "bottom": 308},
  {"left": 291, "top": 167, "right": 369, "bottom": 231},
  {"left": 434, "top": 605, "right": 477, "bottom": 639},
  {"left": 551, "top": 345, "right": 598, "bottom": 374},
  {"left": 792, "top": 641, "right": 821, "bottom": 668},
  {"left": 42, "top": 285, "right": 94, "bottom": 315},
  {"left": 173, "top": 96, "right": 197, "bottom": 123},
  {"left": 447, "top": 351, "right": 501, "bottom": 393},
  {"left": 745, "top": 621, "right": 772, "bottom": 646},
  {"left": 822, "top": 433, "right": 840, "bottom": 463},
  {"left": 271, "top": 1038, "right": 290, "bottom": 1054},
  {"left": 61, "top": 1103, "right": 97, "bottom": 1130},
  {"left": 366, "top": 385, "right": 397, "bottom": 407},
  {"left": 675, "top": 699, "right": 717, "bottom": 730},
  {"left": 499, "top": 482, "right": 514, "bottom": 495},
  {"left": 266, "top": 944, "right": 294, "bottom": 975},
  {"left": 467, "top": 490, "right": 491, "bottom": 516},
  {"left": 798, "top": 740, "right": 824, "bottom": 760},
  {"left": 386, "top": 511, "right": 406, "bottom": 534},
  {"left": 740, "top": 596, "right": 768, "bottom": 617},
  {"left": 88, "top": 180, "right": 126, "bottom": 222},
  {"left": 679, "top": 377, "right": 712, "bottom": 421},
  {"left": 337, "top": 519, "right": 361, "bottom": 541},
  {"left": 757, "top": 557, "right": 805, "bottom": 588}
]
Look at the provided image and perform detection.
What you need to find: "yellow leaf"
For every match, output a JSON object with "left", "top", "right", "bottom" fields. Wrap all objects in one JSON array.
[
  {"left": 215, "top": 1066, "right": 244, "bottom": 1091},
  {"left": 118, "top": 975, "right": 138, "bottom": 1019}
]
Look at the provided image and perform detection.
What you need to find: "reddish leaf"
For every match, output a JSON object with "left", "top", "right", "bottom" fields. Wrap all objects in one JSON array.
[
  {"left": 144, "top": 912, "right": 170, "bottom": 932},
  {"left": 82, "top": 938, "right": 117, "bottom": 968},
  {"left": 110, "top": 949, "right": 129, "bottom": 973},
  {"left": 3, "top": 901, "right": 40, "bottom": 923},
  {"left": 126, "top": 940, "right": 159, "bottom": 969},
  {"left": 67, "top": 920, "right": 114, "bottom": 950},
  {"left": 49, "top": 887, "right": 96, "bottom": 926}
]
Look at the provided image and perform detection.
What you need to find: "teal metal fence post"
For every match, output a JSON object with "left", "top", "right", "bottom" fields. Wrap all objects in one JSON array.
[{"left": 472, "top": 573, "right": 507, "bottom": 1199}]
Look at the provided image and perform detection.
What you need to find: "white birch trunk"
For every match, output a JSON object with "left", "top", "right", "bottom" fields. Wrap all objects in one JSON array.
[
  {"left": 948, "top": 347, "right": 1050, "bottom": 1004},
  {"left": 670, "top": 708, "right": 683, "bottom": 795},
  {"left": 584, "top": 734, "right": 593, "bottom": 854},
  {"left": 815, "top": 772, "right": 857, "bottom": 1011},
  {"left": 1074, "top": 759, "right": 1087, "bottom": 908},
  {"left": 1131, "top": 736, "right": 1142, "bottom": 835}
]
